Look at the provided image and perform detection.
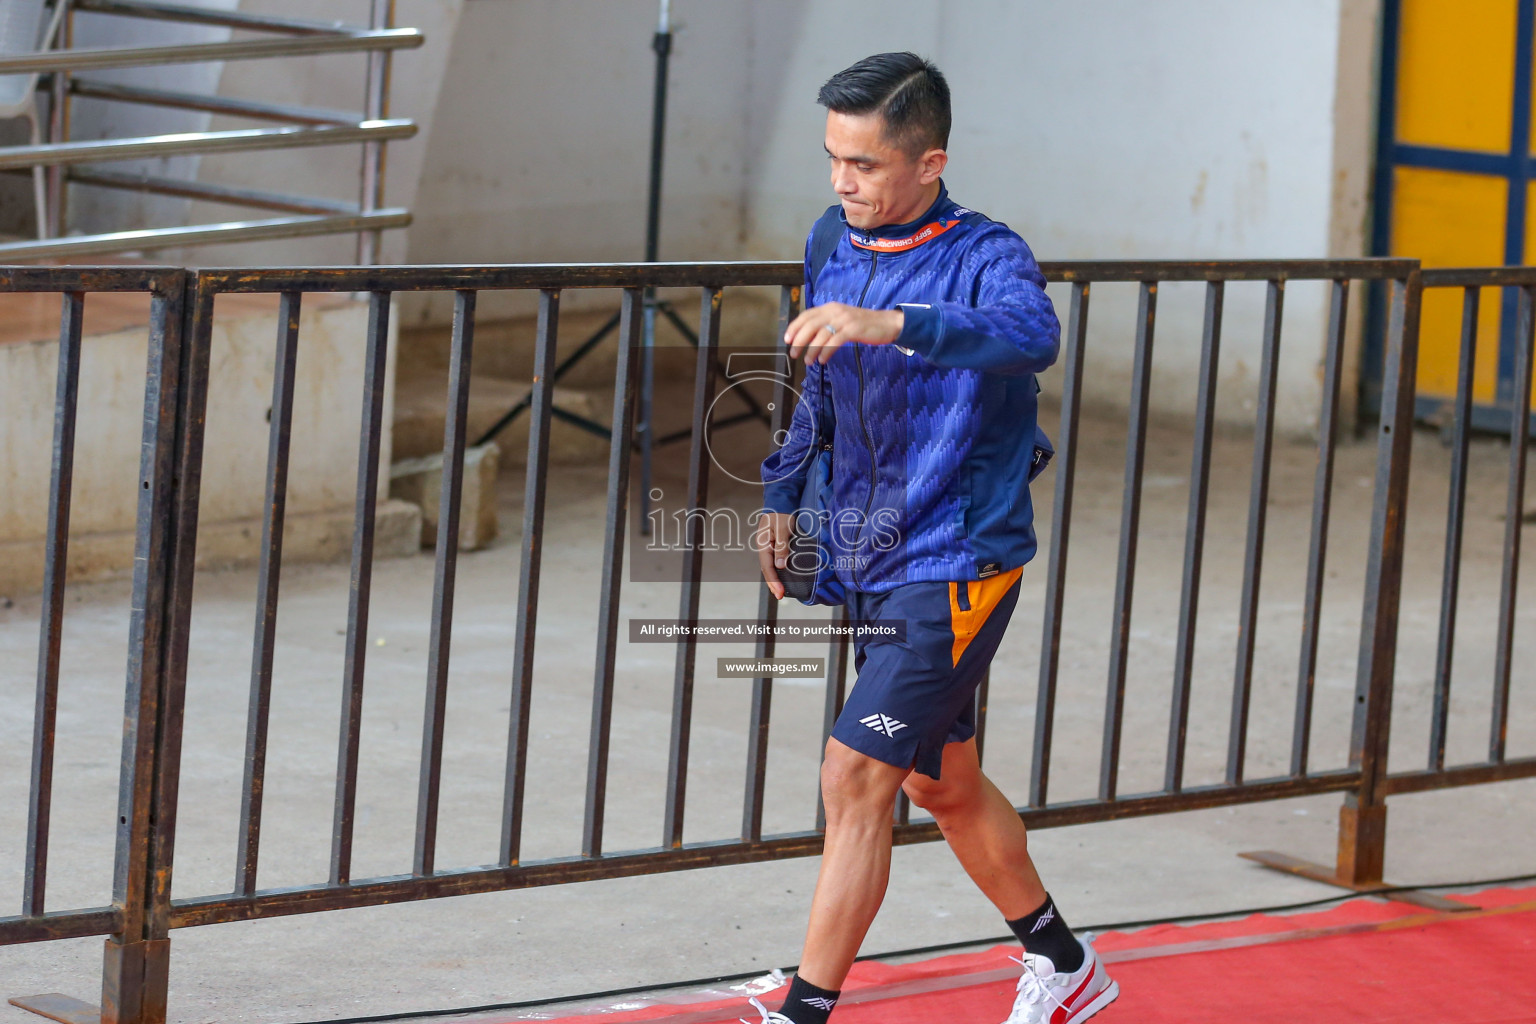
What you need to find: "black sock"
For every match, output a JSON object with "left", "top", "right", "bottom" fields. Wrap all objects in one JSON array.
[
  {"left": 1007, "top": 893, "right": 1084, "bottom": 974},
  {"left": 776, "top": 975, "right": 841, "bottom": 1024}
]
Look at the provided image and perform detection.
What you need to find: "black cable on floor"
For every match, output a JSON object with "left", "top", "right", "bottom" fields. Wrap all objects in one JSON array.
[{"left": 282, "top": 868, "right": 1536, "bottom": 1024}]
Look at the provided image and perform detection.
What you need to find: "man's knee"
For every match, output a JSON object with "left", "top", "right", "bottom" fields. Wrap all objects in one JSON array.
[
  {"left": 902, "top": 741, "right": 987, "bottom": 816},
  {"left": 902, "top": 769, "right": 977, "bottom": 816},
  {"left": 820, "top": 738, "right": 905, "bottom": 815}
]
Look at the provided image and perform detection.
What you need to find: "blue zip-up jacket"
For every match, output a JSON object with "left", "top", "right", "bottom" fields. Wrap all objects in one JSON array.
[{"left": 760, "top": 183, "right": 1060, "bottom": 592}]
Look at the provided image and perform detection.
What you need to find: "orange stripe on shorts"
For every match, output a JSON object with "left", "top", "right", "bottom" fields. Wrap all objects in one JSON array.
[{"left": 948, "top": 566, "right": 1024, "bottom": 666}]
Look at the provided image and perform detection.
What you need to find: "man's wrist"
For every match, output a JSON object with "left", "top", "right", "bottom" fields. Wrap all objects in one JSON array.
[{"left": 893, "top": 302, "right": 941, "bottom": 356}]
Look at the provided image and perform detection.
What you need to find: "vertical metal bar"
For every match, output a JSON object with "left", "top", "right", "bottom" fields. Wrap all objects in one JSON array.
[
  {"left": 582, "top": 289, "right": 644, "bottom": 858},
  {"left": 1165, "top": 281, "right": 1223, "bottom": 793},
  {"left": 1227, "top": 280, "right": 1285, "bottom": 786},
  {"left": 1492, "top": 284, "right": 1534, "bottom": 762},
  {"left": 356, "top": 0, "right": 393, "bottom": 264},
  {"left": 662, "top": 286, "right": 722, "bottom": 850},
  {"left": 1498, "top": 0, "right": 1535, "bottom": 396},
  {"left": 101, "top": 272, "right": 192, "bottom": 1024},
  {"left": 500, "top": 289, "right": 560, "bottom": 866},
  {"left": 741, "top": 538, "right": 780, "bottom": 842},
  {"left": 1099, "top": 280, "right": 1156, "bottom": 803},
  {"left": 815, "top": 603, "right": 852, "bottom": 831},
  {"left": 413, "top": 290, "right": 476, "bottom": 877},
  {"left": 741, "top": 285, "right": 800, "bottom": 843},
  {"left": 235, "top": 292, "right": 301, "bottom": 897},
  {"left": 1341, "top": 270, "right": 1420, "bottom": 886},
  {"left": 1031, "top": 282, "right": 1088, "bottom": 808},
  {"left": 114, "top": 286, "right": 180, "bottom": 946},
  {"left": 45, "top": 3, "right": 73, "bottom": 238},
  {"left": 23, "top": 291, "right": 83, "bottom": 915},
  {"left": 1292, "top": 280, "right": 1348, "bottom": 778},
  {"left": 135, "top": 278, "right": 194, "bottom": 1024},
  {"left": 1430, "top": 286, "right": 1479, "bottom": 771},
  {"left": 329, "top": 291, "right": 391, "bottom": 886},
  {"left": 638, "top": 299, "right": 655, "bottom": 537}
]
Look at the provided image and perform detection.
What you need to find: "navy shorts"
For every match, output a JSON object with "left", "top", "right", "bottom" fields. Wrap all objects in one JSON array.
[{"left": 832, "top": 566, "right": 1024, "bottom": 780}]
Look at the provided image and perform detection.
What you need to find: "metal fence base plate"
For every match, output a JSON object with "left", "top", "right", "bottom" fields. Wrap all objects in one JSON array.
[
  {"left": 8, "top": 994, "right": 100, "bottom": 1024},
  {"left": 1240, "top": 850, "right": 1474, "bottom": 912}
]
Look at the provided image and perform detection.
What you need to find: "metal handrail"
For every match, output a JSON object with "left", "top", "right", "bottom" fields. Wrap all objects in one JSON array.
[
  {"left": 0, "top": 119, "right": 415, "bottom": 169},
  {"left": 60, "top": 167, "right": 363, "bottom": 215},
  {"left": 0, "top": 26, "right": 421, "bottom": 74},
  {"left": 0, "top": 209, "right": 409, "bottom": 261},
  {"left": 75, "top": 0, "right": 366, "bottom": 36},
  {"left": 70, "top": 78, "right": 359, "bottom": 126},
  {"left": 5, "top": 0, "right": 412, "bottom": 262}
]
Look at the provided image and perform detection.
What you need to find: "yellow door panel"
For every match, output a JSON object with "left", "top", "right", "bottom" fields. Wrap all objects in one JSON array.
[
  {"left": 1392, "top": 166, "right": 1506, "bottom": 403},
  {"left": 1398, "top": 0, "right": 1517, "bottom": 153}
]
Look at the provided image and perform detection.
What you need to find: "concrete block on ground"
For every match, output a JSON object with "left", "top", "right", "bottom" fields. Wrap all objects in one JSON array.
[{"left": 389, "top": 442, "right": 501, "bottom": 551}]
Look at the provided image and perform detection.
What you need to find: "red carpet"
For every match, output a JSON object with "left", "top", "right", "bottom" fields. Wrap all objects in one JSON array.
[{"left": 512, "top": 887, "right": 1536, "bottom": 1023}]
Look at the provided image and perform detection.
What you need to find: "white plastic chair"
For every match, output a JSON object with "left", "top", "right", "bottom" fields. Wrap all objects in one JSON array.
[{"left": 0, "top": 0, "right": 66, "bottom": 238}]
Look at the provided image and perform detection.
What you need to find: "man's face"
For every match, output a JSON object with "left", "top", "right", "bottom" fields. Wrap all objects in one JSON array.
[{"left": 824, "top": 110, "right": 945, "bottom": 231}]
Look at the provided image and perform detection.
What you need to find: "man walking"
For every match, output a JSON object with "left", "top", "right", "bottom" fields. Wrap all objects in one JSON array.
[{"left": 753, "top": 53, "right": 1118, "bottom": 1024}]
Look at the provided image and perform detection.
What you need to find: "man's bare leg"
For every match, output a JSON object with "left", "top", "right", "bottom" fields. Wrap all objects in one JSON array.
[
  {"left": 901, "top": 737, "right": 1046, "bottom": 918},
  {"left": 794, "top": 736, "right": 912, "bottom": 990}
]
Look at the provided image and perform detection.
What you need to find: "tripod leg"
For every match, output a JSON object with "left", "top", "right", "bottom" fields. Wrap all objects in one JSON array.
[
  {"left": 655, "top": 299, "right": 773, "bottom": 430},
  {"left": 471, "top": 311, "right": 620, "bottom": 448}
]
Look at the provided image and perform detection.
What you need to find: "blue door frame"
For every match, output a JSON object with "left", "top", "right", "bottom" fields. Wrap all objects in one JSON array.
[{"left": 1367, "top": 0, "right": 1536, "bottom": 433}]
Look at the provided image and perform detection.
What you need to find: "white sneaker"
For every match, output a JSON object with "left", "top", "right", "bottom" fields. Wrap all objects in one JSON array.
[
  {"left": 739, "top": 995, "right": 795, "bottom": 1023},
  {"left": 1000, "top": 933, "right": 1118, "bottom": 1024}
]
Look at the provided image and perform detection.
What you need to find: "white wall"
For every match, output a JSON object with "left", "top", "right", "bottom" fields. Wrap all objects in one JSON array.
[{"left": 401, "top": 0, "right": 786, "bottom": 322}]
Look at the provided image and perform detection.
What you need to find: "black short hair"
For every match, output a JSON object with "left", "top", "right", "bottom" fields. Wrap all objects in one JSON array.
[{"left": 817, "top": 52, "right": 950, "bottom": 157}]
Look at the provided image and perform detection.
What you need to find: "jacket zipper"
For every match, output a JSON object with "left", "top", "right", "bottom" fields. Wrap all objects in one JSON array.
[{"left": 851, "top": 251, "right": 880, "bottom": 586}]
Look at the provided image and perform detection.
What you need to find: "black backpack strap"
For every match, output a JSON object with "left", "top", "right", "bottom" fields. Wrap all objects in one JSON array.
[
  {"left": 804, "top": 205, "right": 843, "bottom": 446},
  {"left": 807, "top": 204, "right": 844, "bottom": 296}
]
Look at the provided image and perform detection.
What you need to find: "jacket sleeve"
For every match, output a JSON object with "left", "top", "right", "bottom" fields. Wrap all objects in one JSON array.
[
  {"left": 892, "top": 227, "right": 1060, "bottom": 375},
  {"left": 761, "top": 234, "right": 825, "bottom": 514}
]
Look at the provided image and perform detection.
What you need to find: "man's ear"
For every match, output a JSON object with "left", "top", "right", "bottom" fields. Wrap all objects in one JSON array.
[{"left": 918, "top": 147, "right": 948, "bottom": 185}]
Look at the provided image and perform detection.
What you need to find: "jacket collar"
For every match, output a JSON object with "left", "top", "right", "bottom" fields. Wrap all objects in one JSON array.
[{"left": 844, "top": 182, "right": 967, "bottom": 253}]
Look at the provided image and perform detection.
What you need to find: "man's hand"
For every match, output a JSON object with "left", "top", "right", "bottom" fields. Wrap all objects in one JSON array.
[
  {"left": 755, "top": 512, "right": 792, "bottom": 600},
  {"left": 784, "top": 303, "right": 904, "bottom": 363}
]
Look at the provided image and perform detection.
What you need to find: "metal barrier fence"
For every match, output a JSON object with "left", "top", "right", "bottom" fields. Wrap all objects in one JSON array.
[
  {"left": 1376, "top": 267, "right": 1536, "bottom": 802},
  {"left": 1, "top": 257, "right": 1532, "bottom": 1024},
  {"left": 0, "top": 266, "right": 185, "bottom": 1024}
]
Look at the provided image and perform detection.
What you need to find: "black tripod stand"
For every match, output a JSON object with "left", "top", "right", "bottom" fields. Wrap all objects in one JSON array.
[{"left": 473, "top": 0, "right": 772, "bottom": 534}]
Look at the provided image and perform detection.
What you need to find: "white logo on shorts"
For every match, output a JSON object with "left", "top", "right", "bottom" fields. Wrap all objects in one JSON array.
[{"left": 860, "top": 713, "right": 908, "bottom": 738}]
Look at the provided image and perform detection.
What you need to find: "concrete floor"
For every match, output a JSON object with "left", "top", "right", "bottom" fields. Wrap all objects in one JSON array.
[{"left": 2, "top": 385, "right": 1534, "bottom": 1024}]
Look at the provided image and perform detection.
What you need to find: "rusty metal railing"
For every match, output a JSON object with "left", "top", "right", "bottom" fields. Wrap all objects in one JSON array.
[
  {"left": 1, "top": 257, "right": 1530, "bottom": 1024},
  {"left": 0, "top": 266, "right": 185, "bottom": 1024},
  {"left": 1377, "top": 266, "right": 1536, "bottom": 798}
]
